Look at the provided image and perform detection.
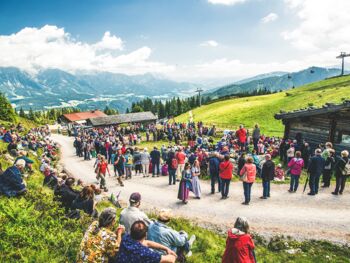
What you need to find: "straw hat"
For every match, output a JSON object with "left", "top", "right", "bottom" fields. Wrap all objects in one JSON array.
[{"left": 158, "top": 209, "right": 173, "bottom": 222}]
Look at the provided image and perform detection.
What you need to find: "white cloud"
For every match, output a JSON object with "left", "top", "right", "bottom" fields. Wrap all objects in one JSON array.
[
  {"left": 208, "top": 0, "right": 246, "bottom": 6},
  {"left": 171, "top": 58, "right": 309, "bottom": 81},
  {"left": 261, "top": 13, "right": 279, "bottom": 24},
  {"left": 93, "top": 31, "right": 123, "bottom": 50},
  {"left": 200, "top": 40, "right": 219, "bottom": 47},
  {"left": 0, "top": 25, "right": 174, "bottom": 75},
  {"left": 282, "top": 0, "right": 350, "bottom": 64}
]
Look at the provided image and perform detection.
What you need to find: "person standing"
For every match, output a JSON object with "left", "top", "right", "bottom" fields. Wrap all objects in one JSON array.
[
  {"left": 124, "top": 150, "right": 133, "bottom": 180},
  {"left": 219, "top": 155, "right": 234, "bottom": 199},
  {"left": 177, "top": 163, "right": 192, "bottom": 204},
  {"left": 97, "top": 156, "right": 110, "bottom": 192},
  {"left": 322, "top": 149, "right": 335, "bottom": 188},
  {"left": 191, "top": 160, "right": 201, "bottom": 199},
  {"left": 307, "top": 149, "right": 325, "bottom": 196},
  {"left": 150, "top": 147, "right": 161, "bottom": 177},
  {"left": 288, "top": 151, "right": 304, "bottom": 192},
  {"left": 133, "top": 147, "right": 142, "bottom": 176},
  {"left": 332, "top": 150, "right": 350, "bottom": 195},
  {"left": 301, "top": 142, "right": 311, "bottom": 168},
  {"left": 113, "top": 150, "right": 125, "bottom": 187},
  {"left": 140, "top": 148, "right": 151, "bottom": 177},
  {"left": 167, "top": 149, "right": 177, "bottom": 185},
  {"left": 239, "top": 157, "right": 256, "bottom": 205},
  {"left": 260, "top": 154, "right": 275, "bottom": 199},
  {"left": 236, "top": 125, "right": 247, "bottom": 153},
  {"left": 176, "top": 148, "right": 186, "bottom": 181},
  {"left": 252, "top": 124, "right": 260, "bottom": 152},
  {"left": 237, "top": 153, "right": 246, "bottom": 176},
  {"left": 209, "top": 152, "right": 221, "bottom": 194}
]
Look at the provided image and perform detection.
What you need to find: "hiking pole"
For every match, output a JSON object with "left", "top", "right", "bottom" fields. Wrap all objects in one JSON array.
[{"left": 303, "top": 173, "right": 309, "bottom": 194}]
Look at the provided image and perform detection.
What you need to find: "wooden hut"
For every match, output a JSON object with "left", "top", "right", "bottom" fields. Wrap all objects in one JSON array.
[
  {"left": 274, "top": 100, "right": 350, "bottom": 152},
  {"left": 59, "top": 110, "right": 107, "bottom": 128},
  {"left": 87, "top": 111, "right": 157, "bottom": 127}
]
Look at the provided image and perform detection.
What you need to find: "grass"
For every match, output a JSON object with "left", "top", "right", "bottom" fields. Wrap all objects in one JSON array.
[
  {"left": 176, "top": 75, "right": 350, "bottom": 136},
  {"left": 1, "top": 140, "right": 349, "bottom": 262},
  {"left": 1, "top": 110, "right": 349, "bottom": 262}
]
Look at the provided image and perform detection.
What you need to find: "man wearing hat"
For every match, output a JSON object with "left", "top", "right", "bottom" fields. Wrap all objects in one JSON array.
[
  {"left": 148, "top": 209, "right": 196, "bottom": 258},
  {"left": 119, "top": 192, "right": 150, "bottom": 234},
  {"left": 0, "top": 159, "right": 27, "bottom": 197}
]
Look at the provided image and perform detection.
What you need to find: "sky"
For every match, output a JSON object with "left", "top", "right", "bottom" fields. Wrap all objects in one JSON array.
[{"left": 0, "top": 0, "right": 349, "bottom": 83}]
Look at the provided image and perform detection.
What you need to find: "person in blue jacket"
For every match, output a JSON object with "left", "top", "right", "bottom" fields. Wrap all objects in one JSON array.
[
  {"left": 307, "top": 149, "right": 325, "bottom": 195},
  {"left": 208, "top": 152, "right": 221, "bottom": 194},
  {"left": 0, "top": 159, "right": 27, "bottom": 197}
]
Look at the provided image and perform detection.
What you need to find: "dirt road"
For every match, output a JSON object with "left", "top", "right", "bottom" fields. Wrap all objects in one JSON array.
[{"left": 52, "top": 134, "right": 350, "bottom": 244}]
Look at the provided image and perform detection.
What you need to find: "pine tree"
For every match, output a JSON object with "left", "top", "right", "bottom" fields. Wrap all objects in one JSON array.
[
  {"left": 28, "top": 108, "right": 35, "bottom": 121},
  {"left": 0, "top": 93, "right": 16, "bottom": 122},
  {"left": 131, "top": 105, "right": 143, "bottom": 113},
  {"left": 158, "top": 102, "right": 166, "bottom": 118},
  {"left": 19, "top": 107, "right": 26, "bottom": 118},
  {"left": 176, "top": 97, "right": 182, "bottom": 115},
  {"left": 104, "top": 106, "right": 118, "bottom": 115}
]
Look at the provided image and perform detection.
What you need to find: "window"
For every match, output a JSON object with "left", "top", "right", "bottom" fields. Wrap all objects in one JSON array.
[{"left": 342, "top": 134, "right": 350, "bottom": 144}]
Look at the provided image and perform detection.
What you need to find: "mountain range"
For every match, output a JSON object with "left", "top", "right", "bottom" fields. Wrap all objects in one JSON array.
[
  {"left": 0, "top": 67, "right": 201, "bottom": 112},
  {"left": 0, "top": 66, "right": 345, "bottom": 113},
  {"left": 205, "top": 67, "right": 342, "bottom": 99}
]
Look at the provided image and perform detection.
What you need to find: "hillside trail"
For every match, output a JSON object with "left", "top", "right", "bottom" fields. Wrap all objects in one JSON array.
[{"left": 52, "top": 134, "right": 350, "bottom": 244}]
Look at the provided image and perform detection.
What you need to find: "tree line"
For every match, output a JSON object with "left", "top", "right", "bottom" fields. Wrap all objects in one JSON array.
[
  {"left": 0, "top": 86, "right": 275, "bottom": 124},
  {"left": 126, "top": 87, "right": 275, "bottom": 119},
  {"left": 126, "top": 95, "right": 212, "bottom": 119}
]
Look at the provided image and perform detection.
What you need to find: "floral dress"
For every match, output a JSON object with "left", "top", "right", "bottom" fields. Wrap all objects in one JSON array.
[{"left": 77, "top": 221, "right": 120, "bottom": 263}]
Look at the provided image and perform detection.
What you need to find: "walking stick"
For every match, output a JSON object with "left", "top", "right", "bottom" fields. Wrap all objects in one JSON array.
[{"left": 303, "top": 173, "right": 309, "bottom": 193}]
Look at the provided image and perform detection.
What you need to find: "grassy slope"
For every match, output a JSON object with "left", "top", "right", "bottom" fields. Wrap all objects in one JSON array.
[
  {"left": 176, "top": 76, "right": 350, "bottom": 136},
  {"left": 1, "top": 118, "right": 350, "bottom": 262}
]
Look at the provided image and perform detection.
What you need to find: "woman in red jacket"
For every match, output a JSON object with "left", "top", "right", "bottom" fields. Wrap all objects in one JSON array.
[
  {"left": 222, "top": 217, "right": 256, "bottom": 263},
  {"left": 219, "top": 155, "right": 234, "bottom": 199}
]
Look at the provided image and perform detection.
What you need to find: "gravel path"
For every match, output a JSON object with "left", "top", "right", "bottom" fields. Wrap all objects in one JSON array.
[{"left": 52, "top": 134, "right": 350, "bottom": 244}]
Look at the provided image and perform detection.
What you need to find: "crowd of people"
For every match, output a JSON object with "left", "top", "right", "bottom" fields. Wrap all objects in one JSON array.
[
  {"left": 71, "top": 121, "right": 349, "bottom": 206},
  {"left": 0, "top": 124, "right": 54, "bottom": 197},
  {"left": 1, "top": 119, "right": 350, "bottom": 263},
  {"left": 77, "top": 192, "right": 199, "bottom": 263}
]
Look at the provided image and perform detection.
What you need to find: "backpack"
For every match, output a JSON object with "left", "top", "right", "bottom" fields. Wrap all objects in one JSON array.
[
  {"left": 126, "top": 155, "right": 133, "bottom": 165},
  {"left": 162, "top": 164, "right": 168, "bottom": 176},
  {"left": 171, "top": 158, "right": 178, "bottom": 170},
  {"left": 341, "top": 159, "right": 350, "bottom": 176}
]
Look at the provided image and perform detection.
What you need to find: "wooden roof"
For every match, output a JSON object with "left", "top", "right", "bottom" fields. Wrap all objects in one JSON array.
[
  {"left": 88, "top": 111, "right": 157, "bottom": 126},
  {"left": 274, "top": 100, "right": 350, "bottom": 120},
  {"left": 62, "top": 110, "right": 107, "bottom": 122}
]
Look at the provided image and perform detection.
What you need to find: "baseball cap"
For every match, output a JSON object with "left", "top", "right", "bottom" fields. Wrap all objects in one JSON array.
[{"left": 129, "top": 192, "right": 141, "bottom": 203}]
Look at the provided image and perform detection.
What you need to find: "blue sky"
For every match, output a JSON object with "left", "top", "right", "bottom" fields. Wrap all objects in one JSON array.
[{"left": 0, "top": 0, "right": 349, "bottom": 82}]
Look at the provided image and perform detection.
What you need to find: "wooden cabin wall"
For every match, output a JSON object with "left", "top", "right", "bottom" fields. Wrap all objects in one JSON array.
[
  {"left": 287, "top": 115, "right": 331, "bottom": 145},
  {"left": 285, "top": 111, "right": 350, "bottom": 153},
  {"left": 335, "top": 111, "right": 350, "bottom": 132}
]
